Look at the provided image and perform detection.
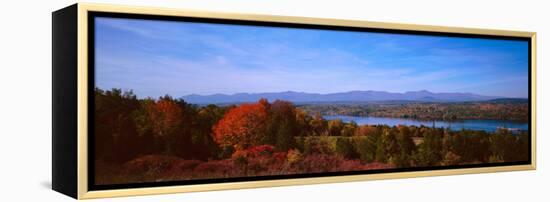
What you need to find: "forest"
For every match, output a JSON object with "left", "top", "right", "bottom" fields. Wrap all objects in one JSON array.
[
  {"left": 299, "top": 100, "right": 528, "bottom": 121},
  {"left": 94, "top": 88, "right": 529, "bottom": 185}
]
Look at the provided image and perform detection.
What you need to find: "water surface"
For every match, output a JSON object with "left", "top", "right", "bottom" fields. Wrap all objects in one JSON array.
[{"left": 323, "top": 115, "right": 528, "bottom": 132}]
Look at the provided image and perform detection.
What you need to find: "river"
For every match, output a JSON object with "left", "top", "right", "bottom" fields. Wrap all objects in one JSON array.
[{"left": 323, "top": 115, "right": 528, "bottom": 132}]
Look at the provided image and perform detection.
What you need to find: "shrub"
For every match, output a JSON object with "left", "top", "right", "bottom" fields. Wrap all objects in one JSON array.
[
  {"left": 231, "top": 150, "right": 249, "bottom": 168},
  {"left": 390, "top": 154, "right": 410, "bottom": 167},
  {"left": 164, "top": 159, "right": 202, "bottom": 179},
  {"left": 231, "top": 145, "right": 274, "bottom": 159},
  {"left": 488, "top": 155, "right": 504, "bottom": 163},
  {"left": 247, "top": 145, "right": 275, "bottom": 157},
  {"left": 288, "top": 153, "right": 393, "bottom": 173},
  {"left": 303, "top": 136, "right": 334, "bottom": 155},
  {"left": 294, "top": 137, "right": 305, "bottom": 152},
  {"left": 334, "top": 137, "right": 357, "bottom": 159},
  {"left": 122, "top": 155, "right": 181, "bottom": 176},
  {"left": 292, "top": 154, "right": 344, "bottom": 173},
  {"left": 337, "top": 159, "right": 366, "bottom": 171},
  {"left": 193, "top": 160, "right": 236, "bottom": 177},
  {"left": 169, "top": 159, "right": 202, "bottom": 171},
  {"left": 441, "top": 151, "right": 462, "bottom": 166},
  {"left": 286, "top": 149, "right": 302, "bottom": 165}
]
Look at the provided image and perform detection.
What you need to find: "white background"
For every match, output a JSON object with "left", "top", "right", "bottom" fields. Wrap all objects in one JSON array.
[{"left": 0, "top": 0, "right": 547, "bottom": 201}]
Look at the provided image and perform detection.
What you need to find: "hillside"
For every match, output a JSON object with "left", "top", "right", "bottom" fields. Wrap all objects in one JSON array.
[{"left": 181, "top": 90, "right": 503, "bottom": 104}]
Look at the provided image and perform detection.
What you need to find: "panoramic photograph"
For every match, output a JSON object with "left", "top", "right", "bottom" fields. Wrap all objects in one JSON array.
[{"left": 93, "top": 16, "right": 529, "bottom": 185}]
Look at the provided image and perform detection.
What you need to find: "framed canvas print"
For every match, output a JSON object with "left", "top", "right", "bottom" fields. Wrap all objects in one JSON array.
[{"left": 52, "top": 3, "right": 536, "bottom": 199}]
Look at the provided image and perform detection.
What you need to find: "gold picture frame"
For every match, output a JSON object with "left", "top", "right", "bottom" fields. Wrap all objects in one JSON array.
[{"left": 52, "top": 3, "right": 536, "bottom": 199}]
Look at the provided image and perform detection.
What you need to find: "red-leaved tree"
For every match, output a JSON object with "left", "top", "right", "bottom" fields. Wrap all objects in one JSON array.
[{"left": 213, "top": 99, "right": 270, "bottom": 151}]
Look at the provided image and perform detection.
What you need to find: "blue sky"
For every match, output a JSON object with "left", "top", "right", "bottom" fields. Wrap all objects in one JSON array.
[{"left": 95, "top": 17, "right": 529, "bottom": 98}]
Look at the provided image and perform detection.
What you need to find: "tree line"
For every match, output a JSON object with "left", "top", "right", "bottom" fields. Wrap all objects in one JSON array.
[
  {"left": 95, "top": 88, "right": 529, "bottom": 173},
  {"left": 299, "top": 100, "right": 528, "bottom": 121}
]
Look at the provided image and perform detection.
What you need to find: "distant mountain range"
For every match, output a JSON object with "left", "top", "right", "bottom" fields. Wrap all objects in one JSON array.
[{"left": 181, "top": 90, "right": 505, "bottom": 104}]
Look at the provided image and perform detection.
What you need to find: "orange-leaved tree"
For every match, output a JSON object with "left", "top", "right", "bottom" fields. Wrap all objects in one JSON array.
[
  {"left": 213, "top": 99, "right": 270, "bottom": 151},
  {"left": 138, "top": 95, "right": 183, "bottom": 155},
  {"left": 153, "top": 97, "right": 183, "bottom": 138}
]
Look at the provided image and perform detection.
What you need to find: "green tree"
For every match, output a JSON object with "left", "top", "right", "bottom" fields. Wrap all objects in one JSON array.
[
  {"left": 264, "top": 100, "right": 298, "bottom": 150},
  {"left": 415, "top": 130, "right": 443, "bottom": 166},
  {"left": 394, "top": 126, "right": 416, "bottom": 167},
  {"left": 354, "top": 132, "right": 380, "bottom": 163},
  {"left": 275, "top": 119, "right": 295, "bottom": 151},
  {"left": 375, "top": 135, "right": 387, "bottom": 163},
  {"left": 382, "top": 128, "right": 400, "bottom": 160},
  {"left": 335, "top": 137, "right": 356, "bottom": 159}
]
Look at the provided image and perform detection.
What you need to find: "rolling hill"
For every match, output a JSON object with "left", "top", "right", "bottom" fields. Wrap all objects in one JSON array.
[{"left": 181, "top": 90, "right": 504, "bottom": 104}]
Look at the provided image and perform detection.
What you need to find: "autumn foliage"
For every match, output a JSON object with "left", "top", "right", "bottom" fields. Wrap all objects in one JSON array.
[
  {"left": 94, "top": 88, "right": 529, "bottom": 185},
  {"left": 148, "top": 97, "right": 183, "bottom": 138},
  {"left": 213, "top": 99, "right": 269, "bottom": 150}
]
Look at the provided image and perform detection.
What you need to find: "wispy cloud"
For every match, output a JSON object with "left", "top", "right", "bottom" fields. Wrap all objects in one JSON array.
[
  {"left": 95, "top": 17, "right": 529, "bottom": 98},
  {"left": 97, "top": 18, "right": 156, "bottom": 38}
]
